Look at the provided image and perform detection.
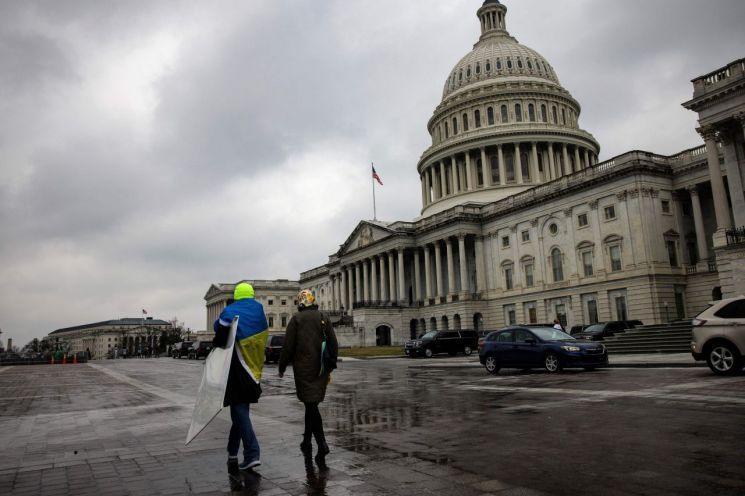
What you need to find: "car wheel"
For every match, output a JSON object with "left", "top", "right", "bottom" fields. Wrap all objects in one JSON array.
[
  {"left": 463, "top": 346, "right": 473, "bottom": 356},
  {"left": 484, "top": 355, "right": 500, "bottom": 375},
  {"left": 424, "top": 348, "right": 433, "bottom": 358},
  {"left": 544, "top": 353, "right": 562, "bottom": 373},
  {"left": 706, "top": 342, "right": 742, "bottom": 376}
]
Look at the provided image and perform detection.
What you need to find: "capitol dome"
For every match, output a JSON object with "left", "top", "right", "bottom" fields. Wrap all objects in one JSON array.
[{"left": 417, "top": 0, "right": 601, "bottom": 217}]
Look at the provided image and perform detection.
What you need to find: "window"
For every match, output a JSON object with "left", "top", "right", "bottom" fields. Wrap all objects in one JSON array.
[
  {"left": 452, "top": 117, "right": 458, "bottom": 134},
  {"left": 687, "top": 241, "right": 698, "bottom": 265},
  {"left": 281, "top": 316, "right": 287, "bottom": 327},
  {"left": 577, "top": 213, "right": 588, "bottom": 227},
  {"left": 497, "top": 330, "right": 513, "bottom": 342},
  {"left": 477, "top": 158, "right": 484, "bottom": 186},
  {"left": 507, "top": 58, "right": 513, "bottom": 69},
  {"left": 268, "top": 316, "right": 274, "bottom": 327},
  {"left": 487, "top": 107, "right": 495, "bottom": 125},
  {"left": 552, "top": 106, "right": 558, "bottom": 124},
  {"left": 666, "top": 240, "right": 679, "bottom": 267},
  {"left": 501, "top": 105, "right": 509, "bottom": 123},
  {"left": 674, "top": 289, "right": 686, "bottom": 320},
  {"left": 504, "top": 267, "right": 514, "bottom": 290},
  {"left": 561, "top": 108, "right": 566, "bottom": 125},
  {"left": 445, "top": 122, "right": 449, "bottom": 138},
  {"left": 549, "top": 223, "right": 558, "bottom": 235},
  {"left": 281, "top": 299, "right": 286, "bottom": 306},
  {"left": 521, "top": 230, "right": 530, "bottom": 243},
  {"left": 540, "top": 104, "right": 547, "bottom": 123},
  {"left": 609, "top": 245, "right": 622, "bottom": 272},
  {"left": 466, "top": 66, "right": 471, "bottom": 78},
  {"left": 268, "top": 299, "right": 274, "bottom": 306},
  {"left": 527, "top": 59, "right": 533, "bottom": 70},
  {"left": 505, "top": 305, "right": 517, "bottom": 325},
  {"left": 515, "top": 104, "right": 523, "bottom": 122},
  {"left": 615, "top": 295, "right": 628, "bottom": 321},
  {"left": 525, "top": 302, "right": 537, "bottom": 323},
  {"left": 661, "top": 200, "right": 671, "bottom": 213},
  {"left": 714, "top": 300, "right": 745, "bottom": 318},
  {"left": 474, "top": 109, "right": 481, "bottom": 128},
  {"left": 587, "top": 299, "right": 599, "bottom": 324},
  {"left": 486, "top": 60, "right": 491, "bottom": 72},
  {"left": 459, "top": 69, "right": 463, "bottom": 81},
  {"left": 551, "top": 248, "right": 564, "bottom": 282},
  {"left": 502, "top": 236, "right": 510, "bottom": 248},
  {"left": 582, "top": 251, "right": 594, "bottom": 277},
  {"left": 517, "top": 58, "right": 523, "bottom": 69},
  {"left": 524, "top": 263, "right": 534, "bottom": 288},
  {"left": 555, "top": 304, "right": 567, "bottom": 327},
  {"left": 604, "top": 205, "right": 616, "bottom": 220},
  {"left": 496, "top": 58, "right": 502, "bottom": 70},
  {"left": 490, "top": 155, "right": 499, "bottom": 184},
  {"left": 476, "top": 62, "right": 481, "bottom": 74},
  {"left": 462, "top": 113, "right": 469, "bottom": 131},
  {"left": 528, "top": 104, "right": 536, "bottom": 122}
]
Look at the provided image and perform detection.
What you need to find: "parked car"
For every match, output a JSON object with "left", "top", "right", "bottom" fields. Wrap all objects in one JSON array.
[
  {"left": 575, "top": 321, "right": 632, "bottom": 340},
  {"left": 188, "top": 341, "right": 212, "bottom": 360},
  {"left": 265, "top": 334, "right": 285, "bottom": 363},
  {"left": 478, "top": 326, "right": 608, "bottom": 374},
  {"left": 569, "top": 324, "right": 590, "bottom": 335},
  {"left": 171, "top": 341, "right": 194, "bottom": 359},
  {"left": 404, "top": 330, "right": 479, "bottom": 358},
  {"left": 690, "top": 295, "right": 745, "bottom": 375}
]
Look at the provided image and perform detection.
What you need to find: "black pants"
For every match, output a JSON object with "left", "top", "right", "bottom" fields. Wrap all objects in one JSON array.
[{"left": 303, "top": 402, "right": 325, "bottom": 443}]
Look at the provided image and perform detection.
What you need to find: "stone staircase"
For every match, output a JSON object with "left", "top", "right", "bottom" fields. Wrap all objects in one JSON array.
[{"left": 600, "top": 323, "right": 692, "bottom": 354}]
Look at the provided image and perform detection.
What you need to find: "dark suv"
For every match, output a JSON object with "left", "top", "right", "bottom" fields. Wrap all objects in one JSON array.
[
  {"left": 188, "top": 341, "right": 212, "bottom": 360},
  {"left": 575, "top": 321, "right": 631, "bottom": 341},
  {"left": 404, "top": 330, "right": 479, "bottom": 358},
  {"left": 265, "top": 334, "right": 284, "bottom": 364},
  {"left": 171, "top": 341, "right": 194, "bottom": 359}
]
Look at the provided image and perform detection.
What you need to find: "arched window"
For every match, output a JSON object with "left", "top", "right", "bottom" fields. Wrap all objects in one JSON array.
[
  {"left": 496, "top": 58, "right": 502, "bottom": 70},
  {"left": 507, "top": 58, "right": 513, "bottom": 69},
  {"left": 540, "top": 104, "right": 547, "bottom": 123},
  {"left": 462, "top": 113, "right": 469, "bottom": 132},
  {"left": 466, "top": 66, "right": 471, "bottom": 78},
  {"left": 486, "top": 60, "right": 491, "bottom": 72},
  {"left": 474, "top": 109, "right": 481, "bottom": 128},
  {"left": 475, "top": 62, "right": 481, "bottom": 75},
  {"left": 476, "top": 158, "right": 484, "bottom": 186},
  {"left": 459, "top": 70, "right": 463, "bottom": 81},
  {"left": 441, "top": 316, "right": 449, "bottom": 330},
  {"left": 452, "top": 117, "right": 458, "bottom": 134},
  {"left": 527, "top": 59, "right": 533, "bottom": 70},
  {"left": 490, "top": 155, "right": 499, "bottom": 184},
  {"left": 528, "top": 104, "right": 536, "bottom": 122},
  {"left": 551, "top": 248, "right": 564, "bottom": 282},
  {"left": 445, "top": 121, "right": 449, "bottom": 138},
  {"left": 552, "top": 106, "right": 558, "bottom": 124},
  {"left": 515, "top": 103, "right": 523, "bottom": 122},
  {"left": 561, "top": 108, "right": 566, "bottom": 125},
  {"left": 521, "top": 151, "right": 530, "bottom": 181},
  {"left": 487, "top": 107, "right": 495, "bottom": 125},
  {"left": 501, "top": 105, "right": 509, "bottom": 123},
  {"left": 517, "top": 58, "right": 523, "bottom": 69},
  {"left": 505, "top": 152, "right": 515, "bottom": 182},
  {"left": 430, "top": 317, "right": 437, "bottom": 331}
]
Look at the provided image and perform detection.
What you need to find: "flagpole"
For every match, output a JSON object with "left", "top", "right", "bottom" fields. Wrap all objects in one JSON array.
[{"left": 372, "top": 162, "right": 377, "bottom": 221}]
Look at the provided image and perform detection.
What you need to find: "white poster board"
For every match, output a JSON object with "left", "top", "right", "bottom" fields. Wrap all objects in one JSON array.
[{"left": 185, "top": 316, "right": 238, "bottom": 445}]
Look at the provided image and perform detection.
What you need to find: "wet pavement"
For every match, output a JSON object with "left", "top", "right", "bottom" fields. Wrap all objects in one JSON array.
[{"left": 0, "top": 356, "right": 743, "bottom": 495}]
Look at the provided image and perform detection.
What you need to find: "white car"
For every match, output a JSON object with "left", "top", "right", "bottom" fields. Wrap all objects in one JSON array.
[{"left": 690, "top": 295, "right": 745, "bottom": 375}]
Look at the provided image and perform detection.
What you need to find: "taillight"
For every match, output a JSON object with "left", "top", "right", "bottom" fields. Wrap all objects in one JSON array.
[
  {"left": 691, "top": 319, "right": 706, "bottom": 326},
  {"left": 478, "top": 338, "right": 485, "bottom": 348}
]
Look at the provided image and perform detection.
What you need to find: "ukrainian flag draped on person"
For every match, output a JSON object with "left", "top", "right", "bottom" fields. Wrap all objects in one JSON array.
[{"left": 215, "top": 283, "right": 269, "bottom": 383}]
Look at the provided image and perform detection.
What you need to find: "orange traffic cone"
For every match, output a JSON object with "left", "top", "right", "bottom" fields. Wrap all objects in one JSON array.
[
  {"left": 73, "top": 354, "right": 77, "bottom": 365},
  {"left": 63, "top": 354, "right": 67, "bottom": 365}
]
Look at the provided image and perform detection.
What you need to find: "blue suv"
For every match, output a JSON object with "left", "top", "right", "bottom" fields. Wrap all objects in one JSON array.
[{"left": 478, "top": 326, "right": 608, "bottom": 374}]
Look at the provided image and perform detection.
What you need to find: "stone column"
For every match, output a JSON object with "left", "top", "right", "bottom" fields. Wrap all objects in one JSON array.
[
  {"left": 497, "top": 144, "right": 506, "bottom": 185},
  {"left": 413, "top": 248, "right": 422, "bottom": 302},
  {"left": 721, "top": 132, "right": 745, "bottom": 227},
  {"left": 354, "top": 263, "right": 361, "bottom": 304},
  {"left": 514, "top": 143, "right": 523, "bottom": 184},
  {"left": 446, "top": 237, "right": 456, "bottom": 297},
  {"left": 434, "top": 241, "right": 443, "bottom": 299},
  {"left": 424, "top": 168, "right": 432, "bottom": 205},
  {"left": 699, "top": 127, "right": 733, "bottom": 231},
  {"left": 574, "top": 146, "right": 582, "bottom": 172},
  {"left": 562, "top": 143, "right": 570, "bottom": 175},
  {"left": 424, "top": 245, "right": 433, "bottom": 301},
  {"left": 388, "top": 251, "right": 396, "bottom": 302},
  {"left": 458, "top": 234, "right": 468, "bottom": 294},
  {"left": 398, "top": 249, "right": 406, "bottom": 304},
  {"left": 481, "top": 147, "right": 489, "bottom": 187},
  {"left": 547, "top": 143, "right": 556, "bottom": 180},
  {"left": 588, "top": 201, "right": 605, "bottom": 274},
  {"left": 439, "top": 161, "right": 447, "bottom": 197},
  {"left": 379, "top": 255, "right": 388, "bottom": 302},
  {"left": 451, "top": 156, "right": 459, "bottom": 194},
  {"left": 688, "top": 185, "right": 709, "bottom": 261},
  {"left": 474, "top": 236, "right": 486, "bottom": 292},
  {"left": 465, "top": 152, "right": 473, "bottom": 191},
  {"left": 370, "top": 256, "right": 378, "bottom": 302},
  {"left": 584, "top": 149, "right": 590, "bottom": 169},
  {"left": 531, "top": 142, "right": 539, "bottom": 183},
  {"left": 362, "top": 259, "right": 370, "bottom": 302},
  {"left": 420, "top": 174, "right": 427, "bottom": 207}
]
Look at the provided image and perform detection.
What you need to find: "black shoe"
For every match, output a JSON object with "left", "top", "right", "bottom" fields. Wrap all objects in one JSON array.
[{"left": 300, "top": 434, "right": 313, "bottom": 455}]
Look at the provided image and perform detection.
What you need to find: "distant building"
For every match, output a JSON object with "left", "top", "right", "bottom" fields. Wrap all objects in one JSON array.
[
  {"left": 45, "top": 317, "right": 172, "bottom": 359},
  {"left": 204, "top": 279, "right": 300, "bottom": 334}
]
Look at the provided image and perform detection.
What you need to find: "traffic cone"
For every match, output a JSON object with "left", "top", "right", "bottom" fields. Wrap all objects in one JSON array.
[
  {"left": 73, "top": 354, "right": 77, "bottom": 365},
  {"left": 63, "top": 354, "right": 67, "bottom": 365}
]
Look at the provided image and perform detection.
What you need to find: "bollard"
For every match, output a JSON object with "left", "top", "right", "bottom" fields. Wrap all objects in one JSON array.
[{"left": 73, "top": 354, "right": 78, "bottom": 365}]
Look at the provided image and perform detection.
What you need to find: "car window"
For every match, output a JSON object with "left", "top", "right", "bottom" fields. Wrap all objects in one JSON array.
[
  {"left": 714, "top": 300, "right": 745, "bottom": 319},
  {"left": 272, "top": 336, "right": 285, "bottom": 345},
  {"left": 514, "top": 329, "right": 532, "bottom": 342},
  {"left": 584, "top": 324, "right": 603, "bottom": 334},
  {"left": 496, "top": 331, "right": 514, "bottom": 342},
  {"left": 530, "top": 327, "right": 574, "bottom": 341}
]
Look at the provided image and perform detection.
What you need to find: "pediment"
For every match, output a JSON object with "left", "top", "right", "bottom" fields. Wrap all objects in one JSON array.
[
  {"left": 339, "top": 221, "right": 395, "bottom": 255},
  {"left": 204, "top": 283, "right": 230, "bottom": 300}
]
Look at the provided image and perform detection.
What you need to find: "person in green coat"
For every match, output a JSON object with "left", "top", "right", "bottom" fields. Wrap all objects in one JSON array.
[{"left": 278, "top": 289, "right": 338, "bottom": 462}]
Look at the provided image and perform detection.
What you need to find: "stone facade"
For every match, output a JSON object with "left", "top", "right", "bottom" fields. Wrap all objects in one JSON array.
[
  {"left": 296, "top": 2, "right": 745, "bottom": 347},
  {"left": 45, "top": 318, "right": 172, "bottom": 359},
  {"left": 204, "top": 279, "right": 300, "bottom": 334}
]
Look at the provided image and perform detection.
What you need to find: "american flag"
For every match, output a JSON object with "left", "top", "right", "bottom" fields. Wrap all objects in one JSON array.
[{"left": 372, "top": 165, "right": 383, "bottom": 185}]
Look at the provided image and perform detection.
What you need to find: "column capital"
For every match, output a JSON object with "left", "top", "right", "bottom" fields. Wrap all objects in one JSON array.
[
  {"left": 686, "top": 184, "right": 700, "bottom": 196},
  {"left": 616, "top": 190, "right": 628, "bottom": 202},
  {"left": 563, "top": 207, "right": 573, "bottom": 218},
  {"left": 588, "top": 199, "right": 599, "bottom": 210},
  {"left": 457, "top": 233, "right": 466, "bottom": 241},
  {"left": 733, "top": 111, "right": 745, "bottom": 126},
  {"left": 697, "top": 125, "right": 717, "bottom": 141}
]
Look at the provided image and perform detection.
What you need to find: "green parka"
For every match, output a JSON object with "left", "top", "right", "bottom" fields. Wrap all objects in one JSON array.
[{"left": 278, "top": 305, "right": 338, "bottom": 403}]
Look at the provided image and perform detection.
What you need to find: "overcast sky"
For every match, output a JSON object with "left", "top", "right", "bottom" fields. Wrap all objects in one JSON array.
[{"left": 2, "top": 0, "right": 744, "bottom": 347}]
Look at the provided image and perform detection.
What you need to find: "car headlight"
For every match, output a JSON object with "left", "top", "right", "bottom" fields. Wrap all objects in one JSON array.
[
  {"left": 561, "top": 346, "right": 581, "bottom": 352},
  {"left": 415, "top": 341, "right": 422, "bottom": 347}
]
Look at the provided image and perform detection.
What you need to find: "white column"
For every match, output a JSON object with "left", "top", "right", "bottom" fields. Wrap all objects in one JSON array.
[
  {"left": 584, "top": 149, "right": 590, "bottom": 169},
  {"left": 474, "top": 236, "right": 486, "bottom": 292},
  {"left": 574, "top": 146, "right": 581, "bottom": 173},
  {"left": 481, "top": 147, "right": 489, "bottom": 187},
  {"left": 451, "top": 156, "right": 459, "bottom": 194},
  {"left": 388, "top": 251, "right": 396, "bottom": 302},
  {"left": 354, "top": 263, "right": 361, "bottom": 304},
  {"left": 420, "top": 174, "right": 427, "bottom": 207},
  {"left": 547, "top": 143, "right": 556, "bottom": 180},
  {"left": 531, "top": 142, "right": 539, "bottom": 183},
  {"left": 562, "top": 143, "right": 570, "bottom": 175},
  {"left": 458, "top": 234, "right": 468, "bottom": 294},
  {"left": 379, "top": 255, "right": 388, "bottom": 302},
  {"left": 446, "top": 237, "right": 456, "bottom": 297},
  {"left": 497, "top": 144, "right": 505, "bottom": 185},
  {"left": 371, "top": 256, "right": 378, "bottom": 302},
  {"left": 362, "top": 259, "right": 369, "bottom": 302},
  {"left": 700, "top": 128, "right": 732, "bottom": 230},
  {"left": 439, "top": 161, "right": 447, "bottom": 197},
  {"left": 424, "top": 168, "right": 432, "bottom": 205},
  {"left": 424, "top": 245, "right": 432, "bottom": 301},
  {"left": 414, "top": 249, "right": 422, "bottom": 302},
  {"left": 514, "top": 143, "right": 523, "bottom": 184},
  {"left": 688, "top": 185, "right": 709, "bottom": 261},
  {"left": 465, "top": 152, "right": 473, "bottom": 191},
  {"left": 434, "top": 241, "right": 443, "bottom": 299},
  {"left": 397, "top": 249, "right": 405, "bottom": 304},
  {"left": 722, "top": 133, "right": 745, "bottom": 227}
]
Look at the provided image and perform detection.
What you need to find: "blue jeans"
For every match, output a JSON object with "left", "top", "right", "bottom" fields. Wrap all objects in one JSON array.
[{"left": 227, "top": 403, "right": 260, "bottom": 462}]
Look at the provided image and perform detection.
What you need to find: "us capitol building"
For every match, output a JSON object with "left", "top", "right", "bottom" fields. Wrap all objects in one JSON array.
[{"left": 208, "top": 1, "right": 745, "bottom": 347}]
